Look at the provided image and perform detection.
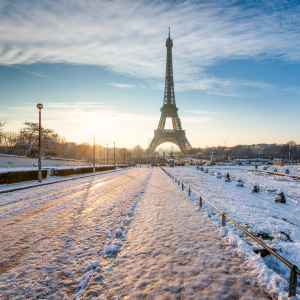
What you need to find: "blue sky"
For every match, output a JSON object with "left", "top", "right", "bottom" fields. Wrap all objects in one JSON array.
[{"left": 1, "top": 0, "right": 300, "bottom": 149}]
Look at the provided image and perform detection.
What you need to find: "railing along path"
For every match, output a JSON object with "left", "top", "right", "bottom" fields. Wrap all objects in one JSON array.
[{"left": 160, "top": 167, "right": 299, "bottom": 297}]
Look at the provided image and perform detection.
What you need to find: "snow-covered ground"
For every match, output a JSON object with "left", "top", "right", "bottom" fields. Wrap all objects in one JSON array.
[
  {"left": 0, "top": 168, "right": 150, "bottom": 299},
  {"left": 94, "top": 168, "right": 270, "bottom": 300},
  {"left": 166, "top": 165, "right": 300, "bottom": 297},
  {"left": 0, "top": 166, "right": 299, "bottom": 299},
  {"left": 265, "top": 165, "right": 300, "bottom": 177}
]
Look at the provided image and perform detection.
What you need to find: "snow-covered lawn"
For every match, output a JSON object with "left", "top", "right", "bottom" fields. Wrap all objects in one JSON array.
[{"left": 166, "top": 165, "right": 300, "bottom": 291}]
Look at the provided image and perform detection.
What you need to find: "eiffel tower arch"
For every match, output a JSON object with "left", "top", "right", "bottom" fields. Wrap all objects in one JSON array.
[{"left": 148, "top": 28, "right": 192, "bottom": 155}]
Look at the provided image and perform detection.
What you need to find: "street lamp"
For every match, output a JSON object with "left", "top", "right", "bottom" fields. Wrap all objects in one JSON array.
[
  {"left": 37, "top": 103, "right": 43, "bottom": 182},
  {"left": 113, "top": 142, "right": 116, "bottom": 170},
  {"left": 148, "top": 148, "right": 149, "bottom": 165},
  {"left": 130, "top": 150, "right": 131, "bottom": 168},
  {"left": 124, "top": 147, "right": 125, "bottom": 168},
  {"left": 106, "top": 143, "right": 108, "bottom": 165},
  {"left": 93, "top": 133, "right": 95, "bottom": 173}
]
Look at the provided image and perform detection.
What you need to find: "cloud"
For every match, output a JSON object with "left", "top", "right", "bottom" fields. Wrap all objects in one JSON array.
[
  {"left": 107, "top": 83, "right": 137, "bottom": 89},
  {"left": 1, "top": 0, "right": 300, "bottom": 94},
  {"left": 12, "top": 66, "right": 51, "bottom": 78},
  {"left": 186, "top": 110, "right": 228, "bottom": 115}
]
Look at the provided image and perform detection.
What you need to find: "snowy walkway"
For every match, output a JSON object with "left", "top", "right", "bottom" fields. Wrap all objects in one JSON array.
[
  {"left": 85, "top": 168, "right": 270, "bottom": 299},
  {"left": 0, "top": 168, "right": 152, "bottom": 299}
]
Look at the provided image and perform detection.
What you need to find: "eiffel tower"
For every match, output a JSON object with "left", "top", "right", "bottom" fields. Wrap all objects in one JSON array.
[{"left": 148, "top": 28, "right": 192, "bottom": 155}]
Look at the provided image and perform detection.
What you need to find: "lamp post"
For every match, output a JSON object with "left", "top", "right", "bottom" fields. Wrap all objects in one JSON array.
[
  {"left": 93, "top": 133, "right": 95, "bottom": 173},
  {"left": 37, "top": 103, "right": 43, "bottom": 182},
  {"left": 148, "top": 148, "right": 149, "bottom": 165},
  {"left": 130, "top": 150, "right": 131, "bottom": 168},
  {"left": 113, "top": 142, "right": 116, "bottom": 170},
  {"left": 124, "top": 147, "right": 125, "bottom": 168},
  {"left": 106, "top": 143, "right": 108, "bottom": 165}
]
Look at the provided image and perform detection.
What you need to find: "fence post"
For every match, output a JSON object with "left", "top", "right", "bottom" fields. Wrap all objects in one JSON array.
[
  {"left": 182, "top": 183, "right": 184, "bottom": 190},
  {"left": 222, "top": 213, "right": 226, "bottom": 226},
  {"left": 288, "top": 266, "right": 298, "bottom": 297},
  {"left": 188, "top": 187, "right": 191, "bottom": 196},
  {"left": 199, "top": 196, "right": 202, "bottom": 208}
]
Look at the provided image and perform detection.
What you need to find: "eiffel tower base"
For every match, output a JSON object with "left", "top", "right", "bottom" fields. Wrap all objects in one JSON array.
[{"left": 148, "top": 130, "right": 191, "bottom": 154}]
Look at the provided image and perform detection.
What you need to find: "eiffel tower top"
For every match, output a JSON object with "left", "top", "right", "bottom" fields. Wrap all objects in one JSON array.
[{"left": 163, "top": 27, "right": 176, "bottom": 108}]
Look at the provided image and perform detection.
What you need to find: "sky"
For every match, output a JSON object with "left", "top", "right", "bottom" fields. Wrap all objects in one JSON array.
[{"left": 1, "top": 0, "right": 300, "bottom": 149}]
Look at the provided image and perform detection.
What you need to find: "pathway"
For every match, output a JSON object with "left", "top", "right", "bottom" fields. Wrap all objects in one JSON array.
[{"left": 84, "top": 168, "right": 271, "bottom": 299}]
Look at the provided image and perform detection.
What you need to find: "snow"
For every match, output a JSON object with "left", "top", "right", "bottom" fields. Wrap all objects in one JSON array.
[
  {"left": 0, "top": 166, "right": 299, "bottom": 299},
  {"left": 0, "top": 168, "right": 150, "bottom": 299},
  {"left": 93, "top": 168, "right": 271, "bottom": 299},
  {"left": 166, "top": 165, "right": 300, "bottom": 298}
]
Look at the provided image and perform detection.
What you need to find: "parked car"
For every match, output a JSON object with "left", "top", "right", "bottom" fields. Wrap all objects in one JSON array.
[{"left": 151, "top": 163, "right": 159, "bottom": 167}]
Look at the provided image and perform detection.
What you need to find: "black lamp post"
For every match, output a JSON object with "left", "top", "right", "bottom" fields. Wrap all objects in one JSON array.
[
  {"left": 113, "top": 142, "right": 115, "bottom": 170},
  {"left": 130, "top": 150, "right": 131, "bottom": 168},
  {"left": 106, "top": 143, "right": 108, "bottom": 165},
  {"left": 37, "top": 103, "right": 43, "bottom": 182},
  {"left": 124, "top": 147, "right": 125, "bottom": 168},
  {"left": 93, "top": 133, "right": 95, "bottom": 173}
]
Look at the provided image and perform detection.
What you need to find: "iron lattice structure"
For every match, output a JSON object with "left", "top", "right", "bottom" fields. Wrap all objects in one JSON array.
[{"left": 148, "top": 29, "right": 192, "bottom": 155}]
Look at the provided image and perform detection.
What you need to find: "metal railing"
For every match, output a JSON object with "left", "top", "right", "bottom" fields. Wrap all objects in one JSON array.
[{"left": 160, "top": 167, "right": 299, "bottom": 297}]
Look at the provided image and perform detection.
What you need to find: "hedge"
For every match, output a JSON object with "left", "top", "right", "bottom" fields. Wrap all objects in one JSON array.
[
  {"left": 118, "top": 165, "right": 129, "bottom": 169},
  {"left": 52, "top": 166, "right": 114, "bottom": 177},
  {"left": 0, "top": 170, "right": 47, "bottom": 184}
]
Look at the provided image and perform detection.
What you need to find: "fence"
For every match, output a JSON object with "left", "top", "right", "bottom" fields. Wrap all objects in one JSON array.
[{"left": 160, "top": 167, "right": 299, "bottom": 297}]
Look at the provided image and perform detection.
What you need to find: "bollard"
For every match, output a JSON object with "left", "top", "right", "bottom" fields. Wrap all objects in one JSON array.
[
  {"left": 182, "top": 183, "right": 184, "bottom": 190},
  {"left": 188, "top": 187, "right": 191, "bottom": 196},
  {"left": 199, "top": 196, "right": 202, "bottom": 208},
  {"left": 222, "top": 213, "right": 226, "bottom": 226},
  {"left": 288, "top": 266, "right": 298, "bottom": 297}
]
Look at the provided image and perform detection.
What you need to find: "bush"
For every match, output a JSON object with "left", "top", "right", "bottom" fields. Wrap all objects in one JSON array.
[
  {"left": 51, "top": 166, "right": 114, "bottom": 177},
  {"left": 117, "top": 165, "right": 129, "bottom": 169},
  {"left": 0, "top": 170, "right": 47, "bottom": 184},
  {"left": 52, "top": 168, "right": 75, "bottom": 176}
]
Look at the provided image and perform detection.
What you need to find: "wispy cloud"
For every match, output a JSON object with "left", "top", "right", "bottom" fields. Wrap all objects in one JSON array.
[
  {"left": 108, "top": 83, "right": 137, "bottom": 89},
  {"left": 13, "top": 66, "right": 51, "bottom": 78},
  {"left": 1, "top": 0, "right": 300, "bottom": 94},
  {"left": 186, "top": 110, "right": 228, "bottom": 115}
]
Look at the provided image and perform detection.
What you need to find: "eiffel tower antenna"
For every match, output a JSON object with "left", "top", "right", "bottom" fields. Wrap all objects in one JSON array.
[{"left": 148, "top": 29, "right": 192, "bottom": 155}]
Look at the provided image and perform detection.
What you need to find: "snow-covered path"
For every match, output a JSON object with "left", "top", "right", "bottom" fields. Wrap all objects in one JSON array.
[
  {"left": 0, "top": 168, "right": 151, "bottom": 299},
  {"left": 87, "top": 168, "right": 270, "bottom": 299}
]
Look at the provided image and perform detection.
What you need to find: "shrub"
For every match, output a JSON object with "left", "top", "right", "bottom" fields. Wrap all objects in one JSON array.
[
  {"left": 52, "top": 168, "right": 75, "bottom": 176},
  {"left": 51, "top": 166, "right": 114, "bottom": 176},
  {"left": 0, "top": 170, "right": 47, "bottom": 184}
]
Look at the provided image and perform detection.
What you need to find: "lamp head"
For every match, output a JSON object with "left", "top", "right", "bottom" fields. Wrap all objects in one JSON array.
[{"left": 37, "top": 103, "right": 43, "bottom": 109}]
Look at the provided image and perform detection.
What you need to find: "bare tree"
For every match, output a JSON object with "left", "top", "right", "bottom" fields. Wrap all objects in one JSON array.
[
  {"left": 0, "top": 120, "right": 6, "bottom": 145},
  {"left": 11, "top": 121, "right": 64, "bottom": 157}
]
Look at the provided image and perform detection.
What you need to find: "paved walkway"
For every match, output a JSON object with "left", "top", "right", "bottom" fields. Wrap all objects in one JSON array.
[{"left": 85, "top": 168, "right": 271, "bottom": 299}]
